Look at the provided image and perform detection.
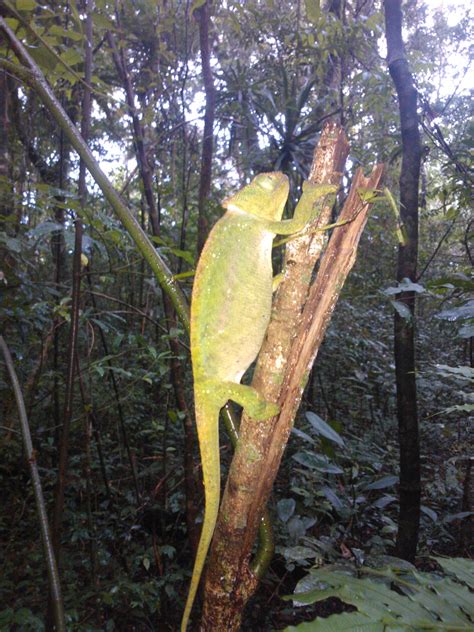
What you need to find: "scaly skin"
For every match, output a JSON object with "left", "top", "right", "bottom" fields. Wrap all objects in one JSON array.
[{"left": 181, "top": 173, "right": 336, "bottom": 631}]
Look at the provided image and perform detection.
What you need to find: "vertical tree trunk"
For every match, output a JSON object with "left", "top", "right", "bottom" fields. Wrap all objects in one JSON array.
[
  {"left": 77, "top": 11, "right": 95, "bottom": 588},
  {"left": 0, "top": 67, "right": 16, "bottom": 291},
  {"left": 195, "top": 0, "right": 216, "bottom": 254},
  {"left": 0, "top": 70, "right": 12, "bottom": 219},
  {"left": 110, "top": 5, "right": 198, "bottom": 524},
  {"left": 163, "top": 297, "right": 202, "bottom": 553},
  {"left": 107, "top": 21, "right": 160, "bottom": 235},
  {"left": 0, "top": 68, "right": 13, "bottom": 429},
  {"left": 384, "top": 0, "right": 422, "bottom": 563},
  {"left": 51, "top": 0, "right": 93, "bottom": 563}
]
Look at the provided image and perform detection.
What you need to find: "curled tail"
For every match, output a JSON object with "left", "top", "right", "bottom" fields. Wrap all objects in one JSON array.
[{"left": 181, "top": 393, "right": 221, "bottom": 632}]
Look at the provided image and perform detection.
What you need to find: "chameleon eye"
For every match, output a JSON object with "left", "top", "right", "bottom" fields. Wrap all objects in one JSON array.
[{"left": 258, "top": 174, "right": 275, "bottom": 191}]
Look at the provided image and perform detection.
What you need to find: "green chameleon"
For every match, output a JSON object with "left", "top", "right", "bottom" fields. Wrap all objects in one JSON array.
[{"left": 182, "top": 172, "right": 336, "bottom": 631}]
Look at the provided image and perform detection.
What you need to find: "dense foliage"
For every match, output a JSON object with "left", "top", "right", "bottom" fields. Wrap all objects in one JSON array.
[{"left": 0, "top": 0, "right": 472, "bottom": 630}]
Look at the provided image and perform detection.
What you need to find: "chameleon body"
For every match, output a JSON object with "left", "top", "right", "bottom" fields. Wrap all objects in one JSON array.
[{"left": 182, "top": 172, "right": 336, "bottom": 631}]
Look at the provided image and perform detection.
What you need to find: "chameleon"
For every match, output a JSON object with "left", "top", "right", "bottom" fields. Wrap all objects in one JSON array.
[{"left": 182, "top": 172, "right": 337, "bottom": 631}]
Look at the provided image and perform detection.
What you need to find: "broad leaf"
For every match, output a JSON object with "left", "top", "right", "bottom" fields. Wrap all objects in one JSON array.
[
  {"left": 321, "top": 486, "right": 343, "bottom": 510},
  {"left": 282, "top": 546, "right": 319, "bottom": 562},
  {"left": 284, "top": 612, "right": 384, "bottom": 631},
  {"left": 435, "top": 364, "right": 474, "bottom": 381},
  {"left": 420, "top": 505, "right": 438, "bottom": 521},
  {"left": 284, "top": 561, "right": 474, "bottom": 631},
  {"left": 306, "top": 412, "right": 345, "bottom": 447},
  {"left": 435, "top": 557, "right": 474, "bottom": 586},
  {"left": 277, "top": 498, "right": 296, "bottom": 523},
  {"left": 435, "top": 301, "right": 474, "bottom": 322},
  {"left": 383, "top": 279, "right": 425, "bottom": 295},
  {"left": 293, "top": 452, "right": 344, "bottom": 474},
  {"left": 364, "top": 475, "right": 398, "bottom": 490},
  {"left": 15, "top": 0, "right": 37, "bottom": 9},
  {"left": 390, "top": 299, "right": 412, "bottom": 320}
]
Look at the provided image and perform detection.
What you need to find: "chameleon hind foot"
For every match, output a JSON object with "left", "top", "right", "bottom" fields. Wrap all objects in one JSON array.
[
  {"left": 205, "top": 381, "right": 279, "bottom": 421},
  {"left": 250, "top": 399, "right": 280, "bottom": 420}
]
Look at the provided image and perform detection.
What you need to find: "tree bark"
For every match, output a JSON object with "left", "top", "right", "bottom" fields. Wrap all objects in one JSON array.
[{"left": 384, "top": 0, "right": 422, "bottom": 563}]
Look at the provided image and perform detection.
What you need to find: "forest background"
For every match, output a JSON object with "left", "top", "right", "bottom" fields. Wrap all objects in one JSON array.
[{"left": 0, "top": 0, "right": 472, "bottom": 630}]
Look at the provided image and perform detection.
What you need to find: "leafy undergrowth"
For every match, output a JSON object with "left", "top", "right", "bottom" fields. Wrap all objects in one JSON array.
[{"left": 281, "top": 557, "right": 474, "bottom": 631}]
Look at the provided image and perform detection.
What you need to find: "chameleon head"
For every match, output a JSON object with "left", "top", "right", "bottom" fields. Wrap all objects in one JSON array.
[{"left": 222, "top": 171, "right": 289, "bottom": 221}]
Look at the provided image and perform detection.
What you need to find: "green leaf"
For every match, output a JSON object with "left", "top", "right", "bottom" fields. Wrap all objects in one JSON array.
[
  {"left": 48, "top": 24, "right": 83, "bottom": 42},
  {"left": 0, "top": 610, "right": 14, "bottom": 626},
  {"left": 277, "top": 498, "right": 296, "bottom": 523},
  {"left": 427, "top": 274, "right": 473, "bottom": 293},
  {"left": 372, "top": 494, "right": 397, "bottom": 509},
  {"left": 364, "top": 475, "right": 398, "bottom": 490},
  {"left": 67, "top": 0, "right": 84, "bottom": 33},
  {"left": 26, "top": 44, "right": 57, "bottom": 71},
  {"left": 321, "top": 486, "right": 343, "bottom": 510},
  {"left": 436, "top": 301, "right": 474, "bottom": 322},
  {"left": 435, "top": 364, "right": 474, "bottom": 382},
  {"left": 160, "top": 544, "right": 176, "bottom": 558},
  {"left": 284, "top": 612, "right": 384, "bottom": 631},
  {"left": 304, "top": 0, "right": 320, "bottom": 24},
  {"left": 443, "top": 403, "right": 474, "bottom": 414},
  {"left": 420, "top": 505, "right": 438, "bottom": 521},
  {"left": 3, "top": 18, "right": 20, "bottom": 32},
  {"left": 390, "top": 299, "right": 412, "bottom": 320},
  {"left": 27, "top": 221, "right": 64, "bottom": 239},
  {"left": 92, "top": 11, "right": 117, "bottom": 30},
  {"left": 384, "top": 279, "right": 425, "bottom": 295},
  {"left": 168, "top": 246, "right": 195, "bottom": 266},
  {"left": 59, "top": 48, "right": 83, "bottom": 68},
  {"left": 15, "top": 0, "right": 37, "bottom": 10},
  {"left": 459, "top": 321, "right": 474, "bottom": 338},
  {"left": 282, "top": 546, "right": 319, "bottom": 562},
  {"left": 305, "top": 412, "right": 345, "bottom": 447},
  {"left": 0, "top": 233, "right": 22, "bottom": 253},
  {"left": 434, "top": 557, "right": 474, "bottom": 586},
  {"left": 384, "top": 187, "right": 408, "bottom": 246},
  {"left": 444, "top": 512, "right": 474, "bottom": 524},
  {"left": 292, "top": 427, "right": 316, "bottom": 444},
  {"left": 284, "top": 561, "right": 474, "bottom": 630},
  {"left": 293, "top": 452, "right": 344, "bottom": 474}
]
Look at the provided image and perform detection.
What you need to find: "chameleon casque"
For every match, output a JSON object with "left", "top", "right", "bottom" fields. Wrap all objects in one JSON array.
[{"left": 182, "top": 172, "right": 336, "bottom": 630}]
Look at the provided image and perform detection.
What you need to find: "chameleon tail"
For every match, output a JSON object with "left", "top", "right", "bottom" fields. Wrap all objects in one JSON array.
[{"left": 181, "top": 393, "right": 221, "bottom": 632}]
